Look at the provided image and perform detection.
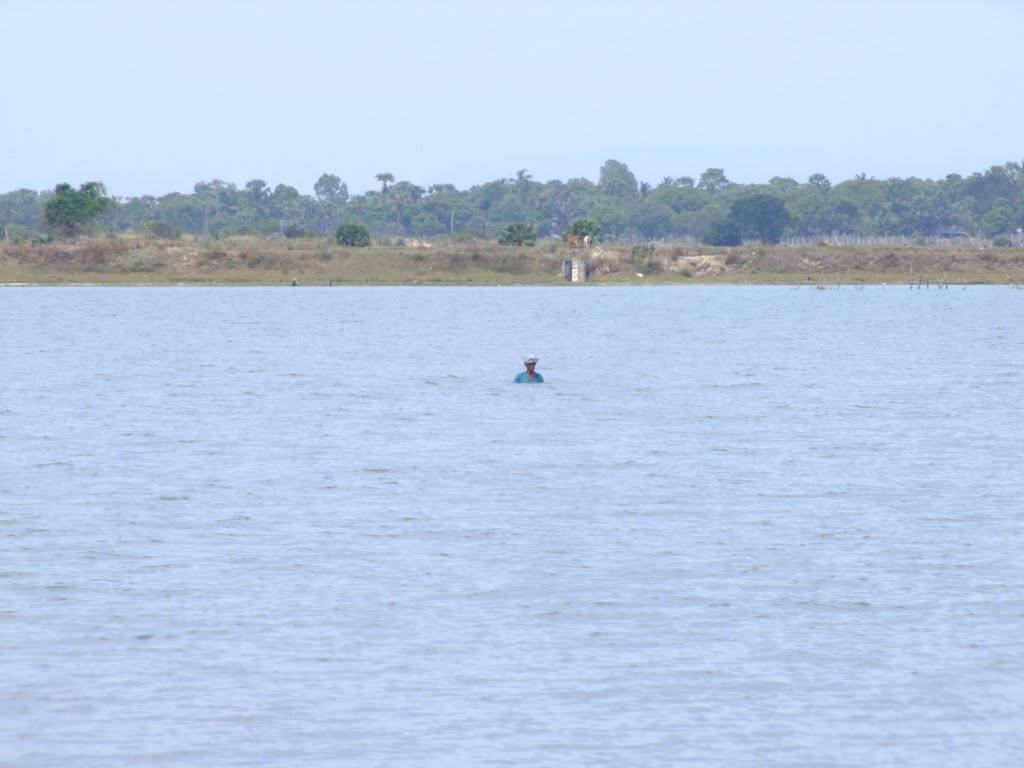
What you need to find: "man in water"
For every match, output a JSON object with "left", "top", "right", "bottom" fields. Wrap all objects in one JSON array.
[{"left": 514, "top": 354, "right": 544, "bottom": 383}]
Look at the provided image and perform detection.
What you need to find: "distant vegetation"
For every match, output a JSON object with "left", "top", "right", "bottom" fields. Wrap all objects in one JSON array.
[
  {"left": 42, "top": 182, "right": 113, "bottom": 239},
  {"left": 5, "top": 236, "right": 1023, "bottom": 287},
  {"left": 498, "top": 222, "right": 537, "bottom": 246},
  {"left": 3, "top": 160, "right": 1024, "bottom": 246},
  {"left": 334, "top": 223, "right": 371, "bottom": 247}
]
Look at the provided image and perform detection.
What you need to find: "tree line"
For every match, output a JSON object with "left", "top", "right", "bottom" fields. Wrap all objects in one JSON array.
[{"left": 2, "top": 159, "right": 1023, "bottom": 246}]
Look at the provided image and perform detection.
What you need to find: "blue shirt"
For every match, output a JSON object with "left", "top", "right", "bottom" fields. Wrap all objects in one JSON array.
[{"left": 514, "top": 371, "right": 544, "bottom": 383}]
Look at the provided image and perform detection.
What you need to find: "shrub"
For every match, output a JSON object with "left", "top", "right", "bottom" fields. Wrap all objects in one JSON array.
[
  {"left": 498, "top": 222, "right": 537, "bottom": 246},
  {"left": 566, "top": 217, "right": 601, "bottom": 242},
  {"left": 284, "top": 224, "right": 315, "bottom": 239},
  {"left": 630, "top": 242, "right": 656, "bottom": 266},
  {"left": 629, "top": 243, "right": 662, "bottom": 273},
  {"left": 334, "top": 223, "right": 371, "bottom": 247},
  {"left": 118, "top": 247, "right": 161, "bottom": 272},
  {"left": 494, "top": 254, "right": 528, "bottom": 274},
  {"left": 144, "top": 220, "right": 182, "bottom": 239}
]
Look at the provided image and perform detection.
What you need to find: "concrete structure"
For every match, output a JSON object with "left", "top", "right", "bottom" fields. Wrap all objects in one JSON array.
[{"left": 562, "top": 259, "right": 587, "bottom": 282}]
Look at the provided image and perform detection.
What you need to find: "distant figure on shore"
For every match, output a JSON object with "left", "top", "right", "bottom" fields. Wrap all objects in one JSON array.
[{"left": 514, "top": 355, "right": 544, "bottom": 383}]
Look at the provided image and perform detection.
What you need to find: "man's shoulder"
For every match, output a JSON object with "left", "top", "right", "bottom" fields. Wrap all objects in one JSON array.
[{"left": 513, "top": 371, "right": 544, "bottom": 382}]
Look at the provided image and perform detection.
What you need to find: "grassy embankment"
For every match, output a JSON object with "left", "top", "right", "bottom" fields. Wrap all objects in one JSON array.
[{"left": 2, "top": 235, "right": 1024, "bottom": 286}]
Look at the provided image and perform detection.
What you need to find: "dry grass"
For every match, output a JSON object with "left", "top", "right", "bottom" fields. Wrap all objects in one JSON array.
[{"left": 2, "top": 235, "right": 1023, "bottom": 285}]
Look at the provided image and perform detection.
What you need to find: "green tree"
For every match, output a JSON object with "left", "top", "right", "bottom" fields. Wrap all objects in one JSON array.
[
  {"left": 730, "top": 192, "right": 791, "bottom": 243},
  {"left": 784, "top": 179, "right": 829, "bottom": 234},
  {"left": 647, "top": 180, "right": 711, "bottom": 215},
  {"left": 882, "top": 177, "right": 946, "bottom": 236},
  {"left": 823, "top": 198, "right": 861, "bottom": 233},
  {"left": 950, "top": 196, "right": 978, "bottom": 233},
  {"left": 598, "top": 159, "right": 639, "bottom": 203},
  {"left": 193, "top": 179, "right": 244, "bottom": 236},
  {"left": 590, "top": 203, "right": 628, "bottom": 239},
  {"left": 245, "top": 178, "right": 269, "bottom": 203},
  {"left": 629, "top": 199, "right": 675, "bottom": 239},
  {"left": 534, "top": 178, "right": 598, "bottom": 233},
  {"left": 409, "top": 211, "right": 448, "bottom": 238},
  {"left": 963, "top": 165, "right": 1018, "bottom": 209},
  {"left": 44, "top": 181, "right": 113, "bottom": 238},
  {"left": 270, "top": 184, "right": 302, "bottom": 219},
  {"left": 309, "top": 175, "right": 347, "bottom": 234},
  {"left": 498, "top": 222, "right": 537, "bottom": 246},
  {"left": 566, "top": 217, "right": 601, "bottom": 242},
  {"left": 808, "top": 173, "right": 832, "bottom": 193},
  {"left": 489, "top": 195, "right": 531, "bottom": 226},
  {"left": 155, "top": 192, "right": 206, "bottom": 235},
  {"left": 513, "top": 168, "right": 540, "bottom": 205},
  {"left": 980, "top": 206, "right": 1018, "bottom": 237},
  {"left": 389, "top": 181, "right": 424, "bottom": 232},
  {"left": 697, "top": 168, "right": 732, "bottom": 197},
  {"left": 421, "top": 184, "right": 474, "bottom": 235},
  {"left": 314, "top": 173, "right": 348, "bottom": 204},
  {"left": 335, "top": 222, "right": 371, "bottom": 246},
  {"left": 119, "top": 195, "right": 158, "bottom": 230},
  {"left": 469, "top": 179, "right": 514, "bottom": 213},
  {"left": 768, "top": 176, "right": 800, "bottom": 195},
  {"left": 342, "top": 191, "right": 391, "bottom": 234},
  {"left": 0, "top": 188, "right": 44, "bottom": 233},
  {"left": 829, "top": 176, "right": 886, "bottom": 234},
  {"left": 375, "top": 172, "right": 395, "bottom": 194},
  {"left": 703, "top": 218, "right": 743, "bottom": 246}
]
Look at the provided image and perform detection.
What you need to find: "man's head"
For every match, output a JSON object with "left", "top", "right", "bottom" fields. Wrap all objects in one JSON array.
[{"left": 523, "top": 355, "right": 538, "bottom": 368}]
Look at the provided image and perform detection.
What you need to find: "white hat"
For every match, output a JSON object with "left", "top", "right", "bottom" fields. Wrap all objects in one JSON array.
[{"left": 524, "top": 354, "right": 538, "bottom": 364}]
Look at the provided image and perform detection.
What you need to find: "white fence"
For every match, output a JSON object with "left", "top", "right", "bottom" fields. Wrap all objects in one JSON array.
[{"left": 780, "top": 234, "right": 1021, "bottom": 248}]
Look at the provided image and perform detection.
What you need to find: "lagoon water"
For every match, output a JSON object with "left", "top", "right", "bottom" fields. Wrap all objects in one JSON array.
[{"left": 1, "top": 285, "right": 1022, "bottom": 767}]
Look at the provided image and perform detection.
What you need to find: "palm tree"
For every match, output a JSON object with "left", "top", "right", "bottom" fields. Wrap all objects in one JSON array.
[
  {"left": 515, "top": 169, "right": 534, "bottom": 204},
  {"left": 389, "top": 182, "right": 424, "bottom": 232},
  {"left": 375, "top": 172, "right": 395, "bottom": 195}
]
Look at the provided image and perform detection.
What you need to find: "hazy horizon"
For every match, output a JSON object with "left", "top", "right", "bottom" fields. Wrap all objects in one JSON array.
[{"left": 3, "top": 0, "right": 1022, "bottom": 198}]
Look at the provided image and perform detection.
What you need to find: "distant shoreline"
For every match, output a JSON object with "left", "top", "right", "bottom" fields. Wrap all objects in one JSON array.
[{"left": 3, "top": 236, "right": 1023, "bottom": 286}]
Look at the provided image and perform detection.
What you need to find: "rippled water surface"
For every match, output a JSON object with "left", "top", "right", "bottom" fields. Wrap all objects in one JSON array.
[{"left": 2, "top": 285, "right": 1022, "bottom": 767}]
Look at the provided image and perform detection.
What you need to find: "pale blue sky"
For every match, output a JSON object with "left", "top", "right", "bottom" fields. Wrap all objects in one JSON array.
[{"left": 2, "top": 0, "right": 1021, "bottom": 197}]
